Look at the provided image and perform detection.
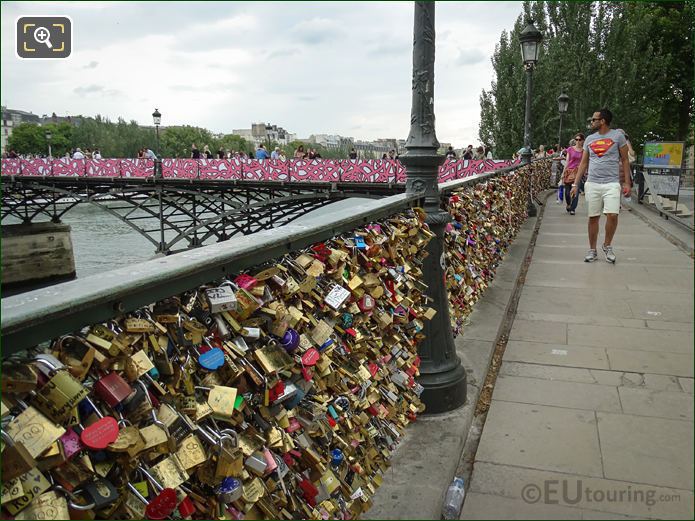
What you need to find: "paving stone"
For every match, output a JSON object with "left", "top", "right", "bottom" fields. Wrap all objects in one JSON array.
[
  {"left": 679, "top": 378, "right": 694, "bottom": 394},
  {"left": 509, "top": 319, "right": 568, "bottom": 344},
  {"left": 501, "top": 362, "right": 596, "bottom": 384},
  {"left": 642, "top": 374, "right": 684, "bottom": 392},
  {"left": 597, "top": 412, "right": 694, "bottom": 490},
  {"left": 467, "top": 462, "right": 694, "bottom": 520},
  {"left": 568, "top": 324, "right": 693, "bottom": 354},
  {"left": 646, "top": 320, "right": 694, "bottom": 332},
  {"left": 462, "top": 492, "right": 583, "bottom": 520},
  {"left": 517, "top": 286, "right": 636, "bottom": 320},
  {"left": 516, "top": 312, "right": 647, "bottom": 329},
  {"left": 607, "top": 349, "right": 694, "bottom": 378},
  {"left": 505, "top": 340, "right": 610, "bottom": 370},
  {"left": 620, "top": 373, "right": 645, "bottom": 387},
  {"left": 590, "top": 369, "right": 625, "bottom": 387},
  {"left": 618, "top": 388, "right": 694, "bottom": 420},
  {"left": 476, "top": 401, "right": 603, "bottom": 478},
  {"left": 493, "top": 375, "right": 622, "bottom": 412}
]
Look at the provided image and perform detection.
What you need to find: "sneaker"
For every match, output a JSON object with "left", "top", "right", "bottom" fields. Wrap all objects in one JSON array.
[
  {"left": 602, "top": 244, "right": 616, "bottom": 264},
  {"left": 569, "top": 210, "right": 575, "bottom": 215},
  {"left": 584, "top": 249, "right": 598, "bottom": 262}
]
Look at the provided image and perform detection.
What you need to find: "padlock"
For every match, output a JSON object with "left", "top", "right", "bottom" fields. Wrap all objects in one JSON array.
[
  {"left": 1, "top": 430, "right": 36, "bottom": 482},
  {"left": 55, "top": 335, "right": 96, "bottom": 381},
  {"left": 1, "top": 363, "right": 38, "bottom": 394},
  {"left": 214, "top": 431, "right": 243, "bottom": 478},
  {"left": 77, "top": 397, "right": 120, "bottom": 450},
  {"left": 32, "top": 356, "right": 90, "bottom": 423},
  {"left": 73, "top": 477, "right": 119, "bottom": 511},
  {"left": 126, "top": 468, "right": 178, "bottom": 521},
  {"left": 205, "top": 283, "right": 238, "bottom": 313},
  {"left": 216, "top": 476, "right": 243, "bottom": 504},
  {"left": 94, "top": 371, "right": 134, "bottom": 408}
]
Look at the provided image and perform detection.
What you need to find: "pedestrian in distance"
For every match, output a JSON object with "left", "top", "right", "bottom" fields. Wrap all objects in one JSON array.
[
  {"left": 445, "top": 146, "right": 456, "bottom": 160},
  {"left": 271, "top": 147, "right": 280, "bottom": 160},
  {"left": 462, "top": 145, "right": 473, "bottom": 160},
  {"left": 473, "top": 146, "right": 485, "bottom": 160},
  {"left": 72, "top": 147, "right": 85, "bottom": 159},
  {"left": 562, "top": 133, "right": 584, "bottom": 215},
  {"left": 294, "top": 145, "right": 306, "bottom": 159},
  {"left": 217, "top": 147, "right": 225, "bottom": 159},
  {"left": 191, "top": 143, "right": 201, "bottom": 159},
  {"left": 349, "top": 148, "right": 358, "bottom": 160},
  {"left": 255, "top": 144, "right": 270, "bottom": 160},
  {"left": 570, "top": 108, "right": 632, "bottom": 264},
  {"left": 203, "top": 145, "right": 213, "bottom": 159}
]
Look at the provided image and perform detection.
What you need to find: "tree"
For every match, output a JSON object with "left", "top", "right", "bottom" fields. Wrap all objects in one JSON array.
[
  {"left": 7, "top": 122, "right": 72, "bottom": 156},
  {"left": 480, "top": 1, "right": 694, "bottom": 158}
]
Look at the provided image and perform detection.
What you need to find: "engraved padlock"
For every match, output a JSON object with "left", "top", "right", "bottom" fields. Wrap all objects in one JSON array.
[
  {"left": 205, "top": 281, "right": 238, "bottom": 314},
  {"left": 1, "top": 429, "right": 36, "bottom": 482},
  {"left": 32, "top": 356, "right": 89, "bottom": 423}
]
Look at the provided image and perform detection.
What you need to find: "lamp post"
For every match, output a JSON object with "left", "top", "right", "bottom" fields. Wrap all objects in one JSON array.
[
  {"left": 152, "top": 108, "right": 162, "bottom": 179},
  {"left": 402, "top": 1, "right": 466, "bottom": 414},
  {"left": 557, "top": 92, "right": 569, "bottom": 150},
  {"left": 45, "top": 130, "right": 52, "bottom": 158},
  {"left": 518, "top": 19, "right": 543, "bottom": 217}
]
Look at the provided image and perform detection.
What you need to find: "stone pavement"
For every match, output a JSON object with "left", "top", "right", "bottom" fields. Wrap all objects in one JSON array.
[{"left": 462, "top": 198, "right": 694, "bottom": 520}]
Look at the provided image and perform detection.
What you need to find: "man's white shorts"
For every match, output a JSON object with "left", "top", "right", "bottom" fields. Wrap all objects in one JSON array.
[{"left": 585, "top": 181, "right": 620, "bottom": 217}]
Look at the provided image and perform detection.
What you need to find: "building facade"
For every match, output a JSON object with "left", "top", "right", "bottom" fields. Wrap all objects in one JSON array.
[{"left": 1, "top": 106, "right": 41, "bottom": 154}]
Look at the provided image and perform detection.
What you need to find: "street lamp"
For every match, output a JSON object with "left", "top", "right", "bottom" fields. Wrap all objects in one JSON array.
[
  {"left": 518, "top": 18, "right": 543, "bottom": 217},
  {"left": 557, "top": 92, "right": 569, "bottom": 149},
  {"left": 152, "top": 108, "right": 162, "bottom": 178},
  {"left": 402, "top": 2, "right": 467, "bottom": 414},
  {"left": 45, "top": 130, "right": 52, "bottom": 158}
]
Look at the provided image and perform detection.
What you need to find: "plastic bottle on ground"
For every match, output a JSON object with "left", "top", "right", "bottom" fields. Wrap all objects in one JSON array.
[{"left": 442, "top": 476, "right": 466, "bottom": 520}]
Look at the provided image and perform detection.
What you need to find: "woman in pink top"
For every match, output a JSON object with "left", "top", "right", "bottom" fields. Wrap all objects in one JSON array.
[{"left": 561, "top": 133, "right": 585, "bottom": 215}]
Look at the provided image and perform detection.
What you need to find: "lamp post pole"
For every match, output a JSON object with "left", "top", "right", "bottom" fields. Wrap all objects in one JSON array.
[
  {"left": 45, "top": 131, "right": 52, "bottom": 158},
  {"left": 402, "top": 1, "right": 466, "bottom": 414},
  {"left": 557, "top": 92, "right": 569, "bottom": 150},
  {"left": 519, "top": 19, "right": 543, "bottom": 217}
]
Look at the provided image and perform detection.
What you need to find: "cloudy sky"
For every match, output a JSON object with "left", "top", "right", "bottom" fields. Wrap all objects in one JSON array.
[{"left": 2, "top": 1, "right": 522, "bottom": 147}]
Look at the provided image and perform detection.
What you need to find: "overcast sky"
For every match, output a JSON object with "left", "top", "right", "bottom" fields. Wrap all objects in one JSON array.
[{"left": 2, "top": 1, "right": 522, "bottom": 147}]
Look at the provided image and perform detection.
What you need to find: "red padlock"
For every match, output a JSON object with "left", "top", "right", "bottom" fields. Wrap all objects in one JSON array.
[{"left": 94, "top": 372, "right": 133, "bottom": 408}]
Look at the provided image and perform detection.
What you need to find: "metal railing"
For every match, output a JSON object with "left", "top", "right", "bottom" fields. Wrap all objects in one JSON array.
[{"left": 1, "top": 162, "right": 532, "bottom": 355}]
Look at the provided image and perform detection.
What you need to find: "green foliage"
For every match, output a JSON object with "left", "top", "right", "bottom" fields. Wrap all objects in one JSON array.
[{"left": 480, "top": 1, "right": 694, "bottom": 158}]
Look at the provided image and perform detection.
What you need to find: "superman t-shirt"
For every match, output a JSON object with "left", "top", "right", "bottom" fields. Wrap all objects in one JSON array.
[{"left": 583, "top": 129, "right": 627, "bottom": 184}]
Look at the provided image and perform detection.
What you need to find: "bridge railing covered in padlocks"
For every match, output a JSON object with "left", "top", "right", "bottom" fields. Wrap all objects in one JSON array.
[{"left": 0, "top": 160, "right": 551, "bottom": 520}]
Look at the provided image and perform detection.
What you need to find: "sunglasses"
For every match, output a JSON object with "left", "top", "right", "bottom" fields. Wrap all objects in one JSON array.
[
  {"left": 591, "top": 118, "right": 602, "bottom": 122},
  {"left": 575, "top": 138, "right": 584, "bottom": 141}
]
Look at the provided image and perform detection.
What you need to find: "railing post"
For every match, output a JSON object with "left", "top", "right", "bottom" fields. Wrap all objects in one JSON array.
[{"left": 401, "top": 1, "right": 466, "bottom": 414}]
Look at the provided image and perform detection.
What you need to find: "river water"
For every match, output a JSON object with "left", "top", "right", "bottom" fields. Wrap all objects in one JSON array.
[{"left": 4, "top": 198, "right": 365, "bottom": 280}]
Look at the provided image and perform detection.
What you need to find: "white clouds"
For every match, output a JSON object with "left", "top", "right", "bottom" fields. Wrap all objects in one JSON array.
[
  {"left": 455, "top": 48, "right": 486, "bottom": 66},
  {"left": 1, "top": 1, "right": 523, "bottom": 148},
  {"left": 290, "top": 17, "right": 344, "bottom": 45}
]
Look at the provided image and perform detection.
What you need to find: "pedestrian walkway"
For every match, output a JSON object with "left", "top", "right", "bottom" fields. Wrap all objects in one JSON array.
[{"left": 461, "top": 198, "right": 694, "bottom": 520}]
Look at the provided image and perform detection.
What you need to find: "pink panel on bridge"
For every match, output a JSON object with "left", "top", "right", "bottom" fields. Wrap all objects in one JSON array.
[
  {"left": 121, "top": 159, "right": 154, "bottom": 178},
  {"left": 339, "top": 160, "right": 391, "bottom": 183},
  {"left": 245, "top": 159, "right": 290, "bottom": 181},
  {"left": 18, "top": 159, "right": 53, "bottom": 176},
  {"left": 162, "top": 159, "right": 198, "bottom": 179},
  {"left": 85, "top": 159, "right": 121, "bottom": 177},
  {"left": 198, "top": 159, "right": 240, "bottom": 180},
  {"left": 52, "top": 158, "right": 85, "bottom": 177},
  {"left": 290, "top": 160, "right": 340, "bottom": 182},
  {"left": 1, "top": 159, "right": 22, "bottom": 175}
]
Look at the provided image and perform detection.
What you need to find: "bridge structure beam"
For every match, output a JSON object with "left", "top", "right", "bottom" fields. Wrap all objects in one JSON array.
[{"left": 1, "top": 178, "right": 401, "bottom": 254}]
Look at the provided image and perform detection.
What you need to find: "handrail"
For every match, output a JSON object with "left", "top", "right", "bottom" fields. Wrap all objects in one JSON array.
[
  {"left": 438, "top": 161, "right": 528, "bottom": 194},
  {"left": 1, "top": 192, "right": 419, "bottom": 354}
]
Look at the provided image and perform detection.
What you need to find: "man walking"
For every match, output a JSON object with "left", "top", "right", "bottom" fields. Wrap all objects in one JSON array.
[{"left": 570, "top": 108, "right": 632, "bottom": 263}]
